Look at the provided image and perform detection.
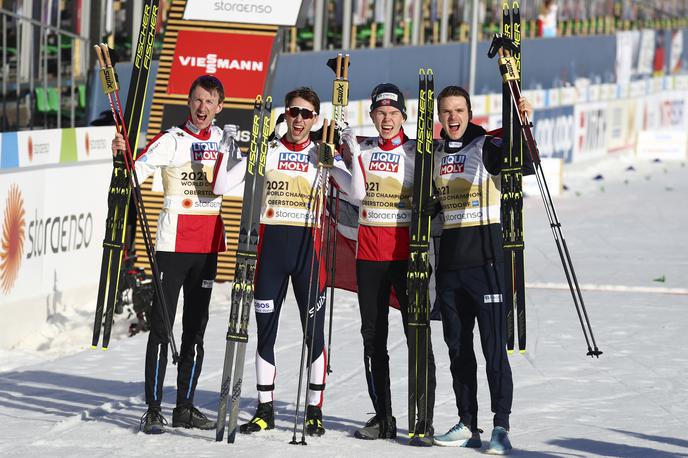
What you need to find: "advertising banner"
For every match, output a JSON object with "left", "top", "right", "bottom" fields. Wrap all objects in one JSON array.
[
  {"left": 183, "top": 0, "right": 304, "bottom": 26},
  {"left": 670, "top": 30, "right": 683, "bottom": 73},
  {"left": 532, "top": 106, "right": 574, "bottom": 162},
  {"left": 0, "top": 162, "right": 110, "bottom": 304},
  {"left": 75, "top": 126, "right": 117, "bottom": 161},
  {"left": 636, "top": 130, "right": 687, "bottom": 160},
  {"left": 16, "top": 129, "right": 62, "bottom": 167},
  {"left": 606, "top": 99, "right": 638, "bottom": 154},
  {"left": 616, "top": 31, "right": 634, "bottom": 85},
  {"left": 573, "top": 102, "right": 607, "bottom": 162},
  {"left": 640, "top": 91, "right": 688, "bottom": 131},
  {"left": 167, "top": 30, "right": 274, "bottom": 100},
  {"left": 637, "top": 29, "right": 656, "bottom": 76}
]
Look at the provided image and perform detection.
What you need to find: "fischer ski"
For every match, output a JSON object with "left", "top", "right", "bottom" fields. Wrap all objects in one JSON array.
[
  {"left": 216, "top": 95, "right": 272, "bottom": 443},
  {"left": 407, "top": 68, "right": 434, "bottom": 444},
  {"left": 488, "top": 9, "right": 602, "bottom": 358},
  {"left": 92, "top": 0, "right": 160, "bottom": 350},
  {"left": 92, "top": 43, "right": 178, "bottom": 362},
  {"left": 499, "top": 1, "right": 526, "bottom": 353}
]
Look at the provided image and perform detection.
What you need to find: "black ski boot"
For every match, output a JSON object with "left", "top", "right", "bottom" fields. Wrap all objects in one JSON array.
[
  {"left": 354, "top": 415, "right": 397, "bottom": 440},
  {"left": 408, "top": 420, "right": 434, "bottom": 447},
  {"left": 171, "top": 405, "right": 216, "bottom": 430},
  {"left": 239, "top": 401, "right": 274, "bottom": 434},
  {"left": 140, "top": 407, "right": 167, "bottom": 434},
  {"left": 305, "top": 405, "right": 326, "bottom": 436}
]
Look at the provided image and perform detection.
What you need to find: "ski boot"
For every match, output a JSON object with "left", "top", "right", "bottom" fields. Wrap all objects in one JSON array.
[
  {"left": 172, "top": 405, "right": 216, "bottom": 430},
  {"left": 140, "top": 407, "right": 167, "bottom": 434},
  {"left": 239, "top": 401, "right": 274, "bottom": 434},
  {"left": 354, "top": 415, "right": 397, "bottom": 440},
  {"left": 305, "top": 405, "right": 326, "bottom": 436},
  {"left": 408, "top": 420, "right": 434, "bottom": 447}
]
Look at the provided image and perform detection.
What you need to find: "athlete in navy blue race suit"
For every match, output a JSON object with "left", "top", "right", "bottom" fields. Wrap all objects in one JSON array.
[
  {"left": 431, "top": 86, "right": 533, "bottom": 453},
  {"left": 232, "top": 87, "right": 351, "bottom": 437}
]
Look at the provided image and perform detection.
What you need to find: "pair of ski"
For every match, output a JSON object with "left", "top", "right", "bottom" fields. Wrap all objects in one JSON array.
[
  {"left": 407, "top": 68, "right": 434, "bottom": 445},
  {"left": 91, "top": 41, "right": 178, "bottom": 363},
  {"left": 215, "top": 95, "right": 272, "bottom": 444},
  {"left": 499, "top": 2, "right": 527, "bottom": 354},
  {"left": 490, "top": 2, "right": 601, "bottom": 357},
  {"left": 90, "top": 0, "right": 178, "bottom": 361}
]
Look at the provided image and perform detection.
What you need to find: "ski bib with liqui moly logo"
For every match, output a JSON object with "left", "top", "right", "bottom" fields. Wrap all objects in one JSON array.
[
  {"left": 260, "top": 137, "right": 349, "bottom": 228},
  {"left": 357, "top": 137, "right": 415, "bottom": 227},
  {"left": 433, "top": 136, "right": 501, "bottom": 229},
  {"left": 134, "top": 121, "right": 227, "bottom": 252}
]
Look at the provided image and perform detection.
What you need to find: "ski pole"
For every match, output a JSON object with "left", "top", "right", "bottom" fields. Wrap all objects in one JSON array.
[
  {"left": 323, "top": 52, "right": 350, "bottom": 373},
  {"left": 325, "top": 182, "right": 340, "bottom": 374}
]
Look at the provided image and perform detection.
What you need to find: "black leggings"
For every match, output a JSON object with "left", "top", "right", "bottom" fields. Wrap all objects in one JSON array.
[
  {"left": 356, "top": 259, "right": 436, "bottom": 423},
  {"left": 145, "top": 251, "right": 217, "bottom": 407}
]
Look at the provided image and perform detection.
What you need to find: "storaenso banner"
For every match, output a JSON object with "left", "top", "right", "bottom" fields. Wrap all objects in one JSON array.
[{"left": 183, "top": 0, "right": 305, "bottom": 26}]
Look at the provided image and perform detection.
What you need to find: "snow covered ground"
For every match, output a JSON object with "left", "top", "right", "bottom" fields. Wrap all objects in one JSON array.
[{"left": 1, "top": 155, "right": 687, "bottom": 457}]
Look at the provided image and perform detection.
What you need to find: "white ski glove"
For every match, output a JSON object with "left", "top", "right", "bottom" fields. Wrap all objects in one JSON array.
[
  {"left": 222, "top": 123, "right": 239, "bottom": 142},
  {"left": 220, "top": 124, "right": 243, "bottom": 170},
  {"left": 339, "top": 125, "right": 359, "bottom": 152}
]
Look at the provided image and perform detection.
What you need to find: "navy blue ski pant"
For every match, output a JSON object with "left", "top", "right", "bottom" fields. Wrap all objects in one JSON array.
[
  {"left": 145, "top": 251, "right": 217, "bottom": 408},
  {"left": 252, "top": 224, "right": 327, "bottom": 405},
  {"left": 436, "top": 261, "right": 513, "bottom": 430}
]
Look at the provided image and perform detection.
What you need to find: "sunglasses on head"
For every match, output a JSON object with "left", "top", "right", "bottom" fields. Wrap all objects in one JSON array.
[{"left": 286, "top": 106, "right": 317, "bottom": 119}]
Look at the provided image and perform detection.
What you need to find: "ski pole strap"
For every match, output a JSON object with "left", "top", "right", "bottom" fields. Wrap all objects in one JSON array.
[
  {"left": 308, "top": 383, "right": 326, "bottom": 391},
  {"left": 332, "top": 53, "right": 350, "bottom": 107},
  {"left": 257, "top": 384, "right": 275, "bottom": 392},
  {"left": 319, "top": 119, "right": 335, "bottom": 168},
  {"left": 498, "top": 55, "right": 519, "bottom": 82},
  {"left": 94, "top": 45, "right": 118, "bottom": 94}
]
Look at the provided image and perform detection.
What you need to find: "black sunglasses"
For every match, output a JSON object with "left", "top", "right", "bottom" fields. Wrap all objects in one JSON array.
[{"left": 286, "top": 106, "right": 317, "bottom": 119}]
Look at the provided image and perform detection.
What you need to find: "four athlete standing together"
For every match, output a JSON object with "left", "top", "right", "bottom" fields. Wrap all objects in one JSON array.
[{"left": 114, "top": 65, "right": 534, "bottom": 454}]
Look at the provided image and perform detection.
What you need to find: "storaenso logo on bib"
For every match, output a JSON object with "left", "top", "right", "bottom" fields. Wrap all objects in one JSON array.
[
  {"left": 254, "top": 299, "right": 274, "bottom": 313},
  {"left": 277, "top": 152, "right": 309, "bottom": 172},
  {"left": 191, "top": 142, "right": 219, "bottom": 161},
  {"left": 369, "top": 152, "right": 400, "bottom": 173}
]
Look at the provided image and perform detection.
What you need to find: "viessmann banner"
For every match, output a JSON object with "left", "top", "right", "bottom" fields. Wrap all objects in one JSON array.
[
  {"left": 167, "top": 29, "right": 274, "bottom": 100},
  {"left": 183, "top": 0, "right": 303, "bottom": 26}
]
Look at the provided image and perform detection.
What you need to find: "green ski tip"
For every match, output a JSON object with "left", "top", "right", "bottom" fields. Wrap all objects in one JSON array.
[{"left": 653, "top": 275, "right": 666, "bottom": 283}]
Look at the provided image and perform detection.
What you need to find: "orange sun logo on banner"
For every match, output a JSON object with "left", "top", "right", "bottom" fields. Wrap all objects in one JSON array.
[{"left": 0, "top": 184, "right": 25, "bottom": 294}]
